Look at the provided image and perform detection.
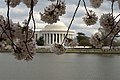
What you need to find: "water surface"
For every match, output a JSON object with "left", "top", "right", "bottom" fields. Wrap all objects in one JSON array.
[{"left": 0, "top": 53, "right": 120, "bottom": 80}]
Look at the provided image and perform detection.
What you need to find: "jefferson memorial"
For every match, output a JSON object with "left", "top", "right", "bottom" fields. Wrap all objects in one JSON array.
[{"left": 35, "top": 21, "right": 75, "bottom": 45}]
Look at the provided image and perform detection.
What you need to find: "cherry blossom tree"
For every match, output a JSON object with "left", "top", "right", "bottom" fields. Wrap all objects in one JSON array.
[{"left": 0, "top": 0, "right": 120, "bottom": 61}]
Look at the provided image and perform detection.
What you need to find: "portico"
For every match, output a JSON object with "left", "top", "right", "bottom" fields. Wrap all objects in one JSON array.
[
  {"left": 41, "top": 31, "right": 74, "bottom": 45},
  {"left": 35, "top": 21, "right": 75, "bottom": 45}
]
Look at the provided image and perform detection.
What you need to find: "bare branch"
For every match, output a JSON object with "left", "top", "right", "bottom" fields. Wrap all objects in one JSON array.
[{"left": 61, "top": 0, "right": 81, "bottom": 45}]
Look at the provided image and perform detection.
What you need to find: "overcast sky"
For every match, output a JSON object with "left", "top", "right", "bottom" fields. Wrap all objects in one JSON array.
[{"left": 0, "top": 0, "right": 120, "bottom": 37}]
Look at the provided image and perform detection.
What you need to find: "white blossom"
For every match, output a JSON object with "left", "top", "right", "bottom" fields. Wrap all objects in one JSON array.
[
  {"left": 99, "top": 13, "right": 119, "bottom": 34},
  {"left": 0, "top": 15, "right": 7, "bottom": 39},
  {"left": 90, "top": 32, "right": 103, "bottom": 48},
  {"left": 0, "top": 41, "right": 7, "bottom": 50},
  {"left": 0, "top": 16, "right": 14, "bottom": 40},
  {"left": 0, "top": 15, "right": 36, "bottom": 61},
  {"left": 83, "top": 10, "right": 98, "bottom": 26},
  {"left": 100, "top": 13, "right": 115, "bottom": 28},
  {"left": 22, "top": 0, "right": 38, "bottom": 8},
  {"left": 50, "top": 43, "right": 66, "bottom": 55},
  {"left": 90, "top": 0, "right": 103, "bottom": 8},
  {"left": 5, "top": 45, "right": 12, "bottom": 50},
  {"left": 40, "top": 0, "right": 66, "bottom": 24},
  {"left": 64, "top": 38, "right": 78, "bottom": 48},
  {"left": 12, "top": 39, "right": 36, "bottom": 61},
  {"left": 5, "top": 0, "right": 21, "bottom": 7},
  {"left": 12, "top": 23, "right": 23, "bottom": 39}
]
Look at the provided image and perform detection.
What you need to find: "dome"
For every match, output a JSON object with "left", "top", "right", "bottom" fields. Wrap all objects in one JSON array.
[
  {"left": 35, "top": 21, "right": 75, "bottom": 46},
  {"left": 42, "top": 21, "right": 68, "bottom": 31}
]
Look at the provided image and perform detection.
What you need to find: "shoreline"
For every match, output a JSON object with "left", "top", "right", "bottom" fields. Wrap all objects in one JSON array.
[{"left": 0, "top": 48, "right": 120, "bottom": 54}]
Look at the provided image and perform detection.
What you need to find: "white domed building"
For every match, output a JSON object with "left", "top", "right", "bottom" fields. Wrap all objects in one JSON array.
[{"left": 35, "top": 21, "right": 75, "bottom": 45}]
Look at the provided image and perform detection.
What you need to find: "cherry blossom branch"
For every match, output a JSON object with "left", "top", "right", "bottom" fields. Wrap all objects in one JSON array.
[
  {"left": 82, "top": 0, "right": 90, "bottom": 16},
  {"left": 114, "top": 13, "right": 120, "bottom": 20},
  {"left": 57, "top": 0, "right": 60, "bottom": 4},
  {"left": 111, "top": 0, "right": 114, "bottom": 15},
  {"left": 61, "top": 0, "right": 81, "bottom": 45},
  {"left": 0, "top": 24, "right": 17, "bottom": 51},
  {"left": 6, "top": 1, "right": 20, "bottom": 52},
  {"left": 101, "top": 19, "right": 120, "bottom": 41},
  {"left": 23, "top": 41, "right": 33, "bottom": 59},
  {"left": 24, "top": 0, "right": 34, "bottom": 59},
  {"left": 25, "top": 9, "right": 33, "bottom": 42},
  {"left": 6, "top": 1, "right": 13, "bottom": 40},
  {"left": 7, "top": 1, "right": 10, "bottom": 27},
  {"left": 110, "top": 28, "right": 120, "bottom": 48},
  {"left": 31, "top": 13, "right": 36, "bottom": 38},
  {"left": 101, "top": 0, "right": 119, "bottom": 41}
]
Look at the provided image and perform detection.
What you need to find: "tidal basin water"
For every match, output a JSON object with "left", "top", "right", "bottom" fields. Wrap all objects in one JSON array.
[{"left": 0, "top": 53, "right": 120, "bottom": 80}]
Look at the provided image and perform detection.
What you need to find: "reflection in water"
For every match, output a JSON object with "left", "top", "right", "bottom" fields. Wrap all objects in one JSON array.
[{"left": 0, "top": 53, "right": 120, "bottom": 80}]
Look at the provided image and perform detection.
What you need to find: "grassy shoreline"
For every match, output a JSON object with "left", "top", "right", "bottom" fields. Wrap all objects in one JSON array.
[{"left": 0, "top": 48, "right": 120, "bottom": 54}]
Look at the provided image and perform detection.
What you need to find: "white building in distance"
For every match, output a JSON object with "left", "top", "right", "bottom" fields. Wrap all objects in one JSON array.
[{"left": 35, "top": 21, "right": 75, "bottom": 45}]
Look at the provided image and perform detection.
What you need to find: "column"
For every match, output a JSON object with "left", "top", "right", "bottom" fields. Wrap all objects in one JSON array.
[
  {"left": 52, "top": 33, "right": 54, "bottom": 44},
  {"left": 64, "top": 34, "right": 66, "bottom": 39},
  {"left": 67, "top": 34, "right": 69, "bottom": 38},
  {"left": 49, "top": 33, "right": 51, "bottom": 45},
  {"left": 71, "top": 34, "right": 73, "bottom": 39},
  {"left": 59, "top": 33, "right": 62, "bottom": 43},
  {"left": 51, "top": 33, "right": 53, "bottom": 44},
  {"left": 44, "top": 33, "right": 46, "bottom": 45},
  {"left": 56, "top": 33, "right": 57, "bottom": 43},
  {"left": 70, "top": 34, "right": 71, "bottom": 38},
  {"left": 71, "top": 34, "right": 72, "bottom": 38},
  {"left": 43, "top": 33, "right": 44, "bottom": 41},
  {"left": 69, "top": 34, "right": 70, "bottom": 38},
  {"left": 60, "top": 33, "right": 62, "bottom": 44},
  {"left": 69, "top": 34, "right": 71, "bottom": 38},
  {"left": 48, "top": 33, "right": 50, "bottom": 45},
  {"left": 62, "top": 33, "right": 64, "bottom": 41},
  {"left": 46, "top": 33, "right": 48, "bottom": 45},
  {"left": 57, "top": 33, "right": 59, "bottom": 43}
]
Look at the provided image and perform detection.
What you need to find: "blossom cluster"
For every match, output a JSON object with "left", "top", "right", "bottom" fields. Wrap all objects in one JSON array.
[
  {"left": 64, "top": 38, "right": 78, "bottom": 48},
  {"left": 90, "top": 0, "right": 120, "bottom": 9},
  {"left": 13, "top": 39, "right": 36, "bottom": 61},
  {"left": 83, "top": 10, "right": 98, "bottom": 26},
  {"left": 99, "top": 13, "right": 120, "bottom": 34},
  {"left": 90, "top": 32, "right": 103, "bottom": 48},
  {"left": 0, "top": 41, "right": 7, "bottom": 50},
  {"left": 40, "top": 0, "right": 66, "bottom": 24},
  {"left": 50, "top": 43, "right": 66, "bottom": 55},
  {"left": 5, "top": 0, "right": 38, "bottom": 8},
  {"left": 0, "top": 15, "right": 36, "bottom": 61},
  {"left": 90, "top": 0, "right": 103, "bottom": 8},
  {"left": 50, "top": 37, "right": 78, "bottom": 55}
]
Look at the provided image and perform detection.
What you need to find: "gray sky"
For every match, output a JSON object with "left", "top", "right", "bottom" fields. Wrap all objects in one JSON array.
[{"left": 0, "top": 0, "right": 120, "bottom": 37}]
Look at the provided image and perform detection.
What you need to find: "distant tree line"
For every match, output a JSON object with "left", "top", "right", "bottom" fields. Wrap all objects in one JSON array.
[
  {"left": 36, "top": 36, "right": 44, "bottom": 46},
  {"left": 76, "top": 32, "right": 91, "bottom": 47}
]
